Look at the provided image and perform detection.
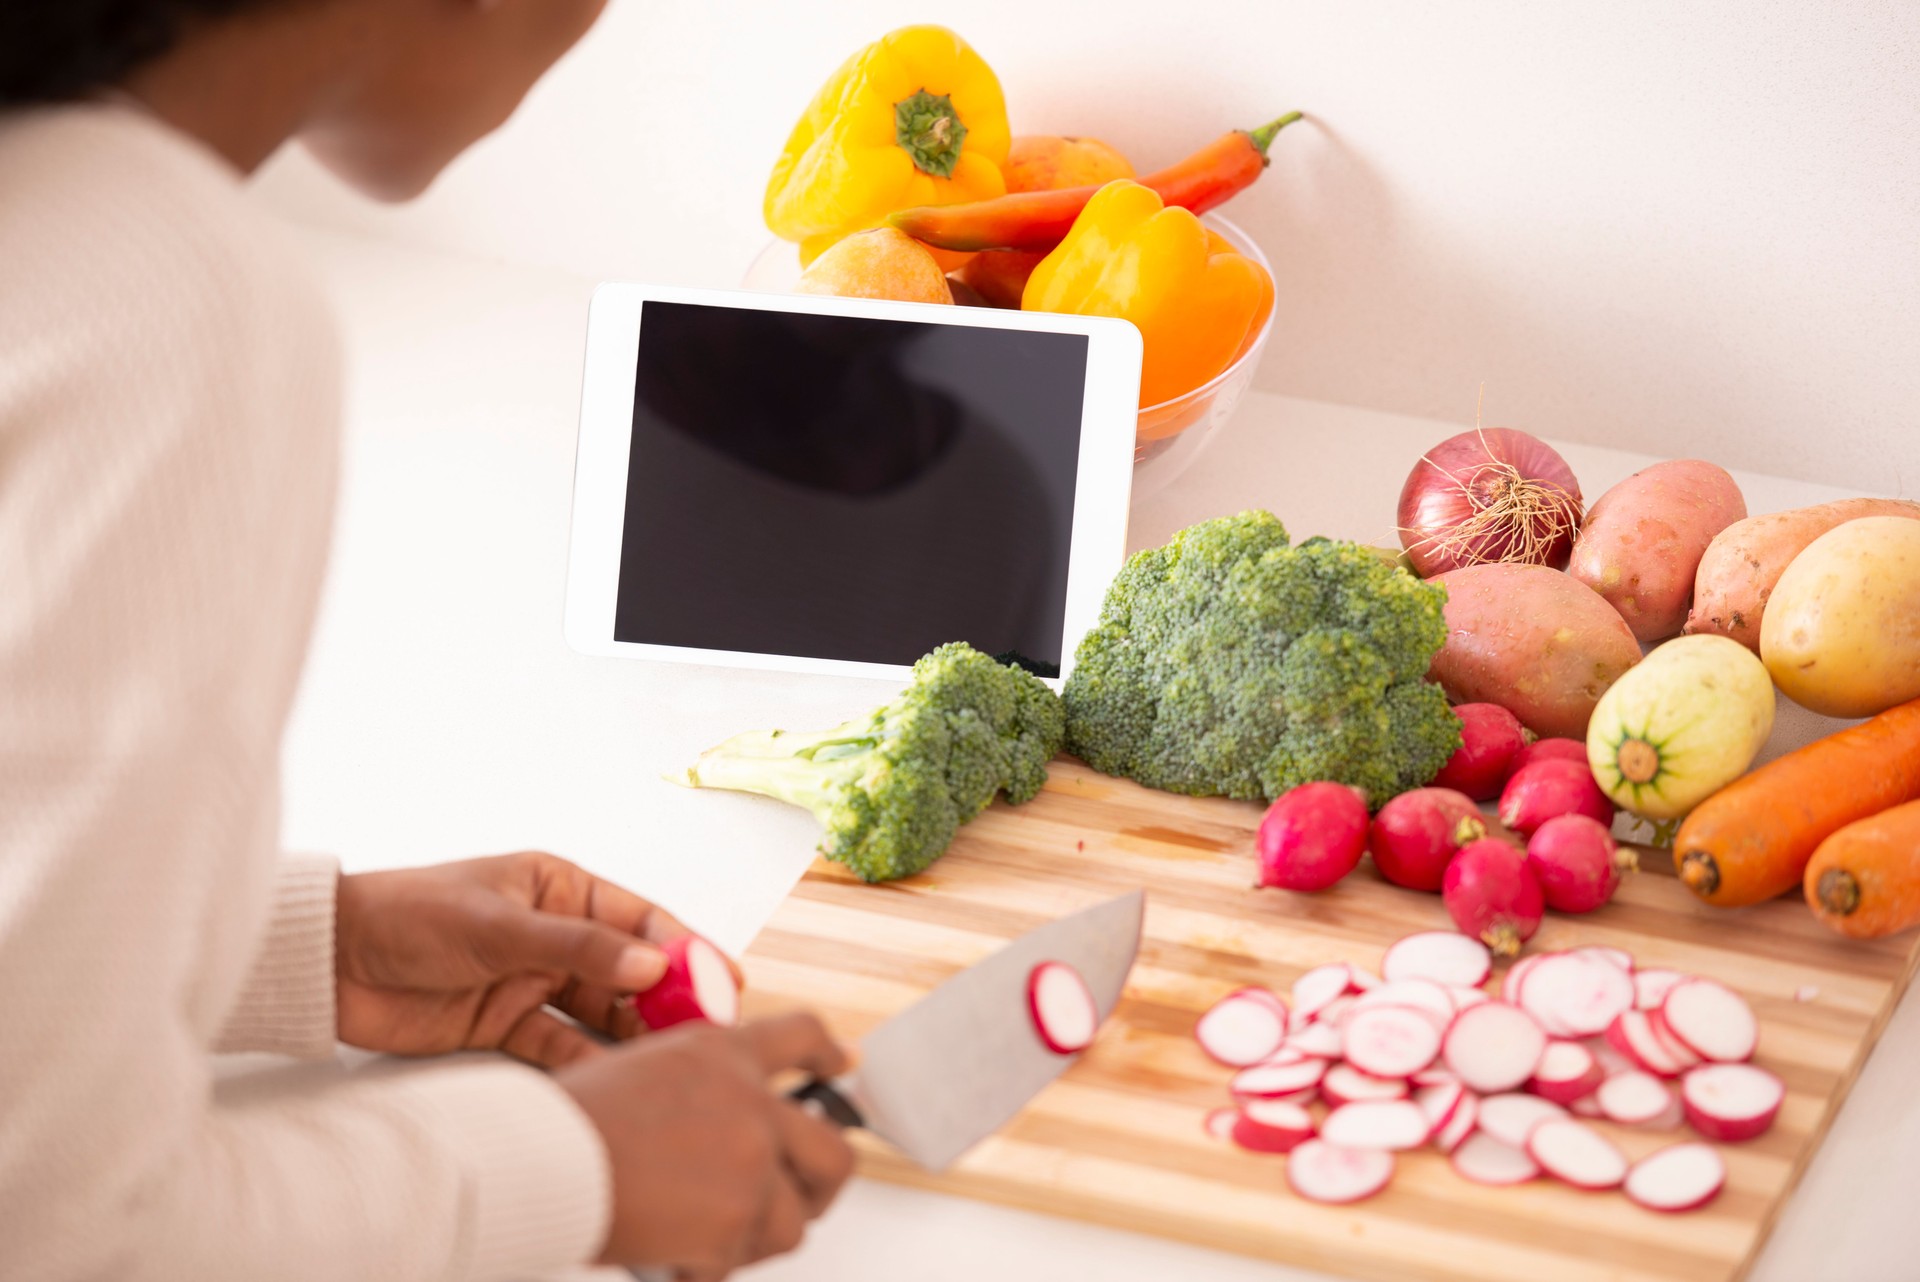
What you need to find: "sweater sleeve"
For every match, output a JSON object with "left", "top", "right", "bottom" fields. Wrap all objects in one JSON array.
[
  {"left": 0, "top": 108, "right": 612, "bottom": 1282},
  {"left": 213, "top": 853, "right": 341, "bottom": 1058}
]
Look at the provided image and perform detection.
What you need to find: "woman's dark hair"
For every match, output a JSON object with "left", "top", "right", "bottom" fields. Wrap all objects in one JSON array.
[{"left": 0, "top": 1, "right": 277, "bottom": 106}]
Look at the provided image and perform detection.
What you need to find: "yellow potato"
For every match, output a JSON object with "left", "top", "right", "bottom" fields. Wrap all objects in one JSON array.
[{"left": 1761, "top": 516, "right": 1920, "bottom": 717}]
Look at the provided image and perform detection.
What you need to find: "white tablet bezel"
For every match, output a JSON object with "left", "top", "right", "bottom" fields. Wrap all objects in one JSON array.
[{"left": 564, "top": 282, "right": 1141, "bottom": 686}]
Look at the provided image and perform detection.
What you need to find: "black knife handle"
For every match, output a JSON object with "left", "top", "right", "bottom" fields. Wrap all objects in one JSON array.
[{"left": 789, "top": 1077, "right": 864, "bottom": 1130}]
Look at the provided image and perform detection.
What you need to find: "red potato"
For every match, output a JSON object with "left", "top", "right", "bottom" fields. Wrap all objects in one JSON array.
[
  {"left": 1369, "top": 788, "right": 1488, "bottom": 891},
  {"left": 1257, "top": 782, "right": 1370, "bottom": 891},
  {"left": 1429, "top": 704, "right": 1529, "bottom": 800},
  {"left": 1427, "top": 563, "right": 1643, "bottom": 739},
  {"left": 1686, "top": 498, "right": 1920, "bottom": 651},
  {"left": 1443, "top": 839, "right": 1544, "bottom": 956},
  {"left": 633, "top": 935, "right": 741, "bottom": 1030},
  {"left": 1569, "top": 460, "right": 1748, "bottom": 642},
  {"left": 1510, "top": 737, "right": 1590, "bottom": 774},
  {"left": 1525, "top": 814, "right": 1629, "bottom": 913},
  {"left": 1499, "top": 760, "right": 1614, "bottom": 839}
]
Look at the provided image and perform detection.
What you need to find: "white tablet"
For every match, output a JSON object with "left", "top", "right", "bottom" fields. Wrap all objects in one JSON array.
[{"left": 564, "top": 284, "right": 1141, "bottom": 684}]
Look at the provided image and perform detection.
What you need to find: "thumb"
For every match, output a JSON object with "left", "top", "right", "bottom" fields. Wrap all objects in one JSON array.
[{"left": 480, "top": 907, "right": 670, "bottom": 992}]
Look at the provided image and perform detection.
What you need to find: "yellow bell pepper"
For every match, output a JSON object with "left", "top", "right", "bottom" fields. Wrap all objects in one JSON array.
[
  {"left": 764, "top": 25, "right": 1010, "bottom": 265},
  {"left": 1022, "top": 180, "right": 1273, "bottom": 408}
]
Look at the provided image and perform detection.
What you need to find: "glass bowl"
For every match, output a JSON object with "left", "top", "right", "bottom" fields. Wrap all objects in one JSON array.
[{"left": 741, "top": 212, "right": 1273, "bottom": 501}]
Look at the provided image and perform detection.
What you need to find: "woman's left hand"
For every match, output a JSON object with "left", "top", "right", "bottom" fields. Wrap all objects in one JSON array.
[{"left": 334, "top": 851, "right": 715, "bottom": 1069}]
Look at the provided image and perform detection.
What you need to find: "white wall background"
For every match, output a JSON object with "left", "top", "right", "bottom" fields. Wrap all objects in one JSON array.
[{"left": 253, "top": 0, "right": 1920, "bottom": 495}]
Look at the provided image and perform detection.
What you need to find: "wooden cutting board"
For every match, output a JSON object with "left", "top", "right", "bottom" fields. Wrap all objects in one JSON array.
[{"left": 739, "top": 760, "right": 1919, "bottom": 1282}]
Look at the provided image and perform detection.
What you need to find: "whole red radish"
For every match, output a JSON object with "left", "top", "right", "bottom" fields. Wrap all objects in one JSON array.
[
  {"left": 1257, "top": 782, "right": 1370, "bottom": 892},
  {"left": 1369, "top": 788, "right": 1487, "bottom": 891},
  {"left": 1526, "top": 814, "right": 1633, "bottom": 912},
  {"left": 1499, "top": 758, "right": 1613, "bottom": 838},
  {"left": 632, "top": 935, "right": 740, "bottom": 1030},
  {"left": 1428, "top": 703, "right": 1527, "bottom": 800},
  {"left": 1510, "top": 737, "right": 1589, "bottom": 774},
  {"left": 1443, "top": 838, "right": 1544, "bottom": 956}
]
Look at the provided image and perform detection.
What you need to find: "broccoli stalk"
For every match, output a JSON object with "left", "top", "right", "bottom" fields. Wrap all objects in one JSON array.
[{"left": 674, "top": 642, "right": 1064, "bottom": 883}]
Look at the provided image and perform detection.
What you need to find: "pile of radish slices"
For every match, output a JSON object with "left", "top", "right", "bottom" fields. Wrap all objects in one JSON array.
[{"left": 1197, "top": 931, "right": 1778, "bottom": 1211}]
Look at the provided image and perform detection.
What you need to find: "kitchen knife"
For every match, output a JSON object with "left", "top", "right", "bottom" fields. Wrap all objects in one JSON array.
[{"left": 629, "top": 889, "right": 1144, "bottom": 1281}]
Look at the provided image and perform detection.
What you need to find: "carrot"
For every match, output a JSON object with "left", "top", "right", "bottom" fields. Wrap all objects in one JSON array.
[
  {"left": 1673, "top": 695, "right": 1920, "bottom": 907},
  {"left": 888, "top": 112, "right": 1304, "bottom": 253},
  {"left": 1805, "top": 800, "right": 1920, "bottom": 938}
]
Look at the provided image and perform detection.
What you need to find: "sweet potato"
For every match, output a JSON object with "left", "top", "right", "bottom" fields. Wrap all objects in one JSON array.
[
  {"left": 1684, "top": 498, "right": 1920, "bottom": 651},
  {"left": 1569, "top": 460, "right": 1746, "bottom": 642},
  {"left": 1428, "top": 563, "right": 1642, "bottom": 740}
]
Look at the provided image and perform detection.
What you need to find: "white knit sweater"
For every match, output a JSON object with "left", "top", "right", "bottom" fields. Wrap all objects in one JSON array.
[{"left": 0, "top": 105, "right": 610, "bottom": 1279}]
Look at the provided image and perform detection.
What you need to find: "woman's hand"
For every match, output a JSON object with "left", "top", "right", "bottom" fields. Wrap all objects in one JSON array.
[{"left": 334, "top": 851, "right": 715, "bottom": 1068}]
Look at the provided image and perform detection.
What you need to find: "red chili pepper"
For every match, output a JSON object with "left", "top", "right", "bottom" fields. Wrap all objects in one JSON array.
[{"left": 888, "top": 111, "right": 1303, "bottom": 253}]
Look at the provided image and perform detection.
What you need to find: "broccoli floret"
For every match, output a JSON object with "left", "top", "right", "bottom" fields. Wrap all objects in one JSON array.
[
  {"left": 1064, "top": 512, "right": 1460, "bottom": 806},
  {"left": 675, "top": 642, "right": 1064, "bottom": 882}
]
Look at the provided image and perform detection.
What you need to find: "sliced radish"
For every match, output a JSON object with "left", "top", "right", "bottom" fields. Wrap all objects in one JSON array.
[
  {"left": 1645, "top": 1008, "right": 1703, "bottom": 1072},
  {"left": 1500, "top": 953, "right": 1544, "bottom": 1005},
  {"left": 1606, "top": 1009, "right": 1688, "bottom": 1078},
  {"left": 1322, "top": 1063, "right": 1411, "bottom": 1107},
  {"left": 1640, "top": 1092, "right": 1686, "bottom": 1131},
  {"left": 1682, "top": 1062, "right": 1784, "bottom": 1142},
  {"left": 1588, "top": 1036, "right": 1637, "bottom": 1079},
  {"left": 1314, "top": 995, "right": 1358, "bottom": 1027},
  {"left": 1451, "top": 1132, "right": 1540, "bottom": 1185},
  {"left": 1286, "top": 1020, "right": 1345, "bottom": 1059},
  {"left": 1443, "top": 1001, "right": 1548, "bottom": 1093},
  {"left": 1450, "top": 986, "right": 1492, "bottom": 1012},
  {"left": 1661, "top": 979, "right": 1758, "bottom": 1063},
  {"left": 1570, "top": 945, "right": 1635, "bottom": 973},
  {"left": 1477, "top": 1093, "right": 1568, "bottom": 1148},
  {"left": 1633, "top": 968, "right": 1689, "bottom": 1012},
  {"left": 1435, "top": 1091, "right": 1480, "bottom": 1152},
  {"left": 1321, "top": 1099, "right": 1433, "bottom": 1151},
  {"left": 1231, "top": 1057, "right": 1329, "bottom": 1099},
  {"left": 1342, "top": 1006, "right": 1443, "bottom": 1079},
  {"left": 1232, "top": 1098, "right": 1317, "bottom": 1154},
  {"left": 1569, "top": 1093, "right": 1606, "bottom": 1119},
  {"left": 1239, "top": 986, "right": 1291, "bottom": 1016},
  {"left": 1349, "top": 968, "right": 1382, "bottom": 992},
  {"left": 1527, "top": 1118, "right": 1628, "bottom": 1190},
  {"left": 1027, "top": 962, "right": 1099, "bottom": 1054},
  {"left": 1414, "top": 1081, "right": 1467, "bottom": 1136},
  {"left": 1286, "top": 1141, "right": 1396, "bottom": 1204},
  {"left": 1528, "top": 1040, "right": 1603, "bottom": 1105},
  {"left": 1196, "top": 991, "right": 1289, "bottom": 1067},
  {"left": 1204, "top": 1107, "right": 1240, "bottom": 1141},
  {"left": 1412, "top": 1065, "right": 1458, "bottom": 1087},
  {"left": 1290, "top": 963, "right": 1356, "bottom": 1020},
  {"left": 1519, "top": 953, "right": 1634, "bottom": 1038},
  {"left": 1352, "top": 979, "right": 1456, "bottom": 1030},
  {"left": 1625, "top": 1142, "right": 1726, "bottom": 1213},
  {"left": 1596, "top": 1070, "right": 1673, "bottom": 1125},
  {"left": 1382, "top": 932, "right": 1493, "bottom": 988},
  {"left": 633, "top": 935, "right": 741, "bottom": 1029}
]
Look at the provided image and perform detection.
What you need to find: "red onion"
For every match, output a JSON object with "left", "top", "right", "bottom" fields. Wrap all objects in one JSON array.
[{"left": 1397, "top": 428, "right": 1585, "bottom": 577}]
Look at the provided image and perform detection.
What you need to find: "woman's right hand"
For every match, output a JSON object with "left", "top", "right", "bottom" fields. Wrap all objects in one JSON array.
[{"left": 558, "top": 1012, "right": 857, "bottom": 1277}]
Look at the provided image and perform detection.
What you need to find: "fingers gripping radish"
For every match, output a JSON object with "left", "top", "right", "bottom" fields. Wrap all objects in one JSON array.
[
  {"left": 1443, "top": 1001, "right": 1547, "bottom": 1093},
  {"left": 1429, "top": 703, "right": 1529, "bottom": 801},
  {"left": 1682, "top": 1063, "right": 1784, "bottom": 1142},
  {"left": 633, "top": 935, "right": 741, "bottom": 1029},
  {"left": 1286, "top": 1141, "right": 1396, "bottom": 1204},
  {"left": 1257, "top": 782, "right": 1371, "bottom": 891},
  {"left": 1444, "top": 839, "right": 1545, "bottom": 956},
  {"left": 1231, "top": 1099, "right": 1317, "bottom": 1154},
  {"left": 1342, "top": 1006, "right": 1443, "bottom": 1078},
  {"left": 1661, "top": 979, "right": 1759, "bottom": 1062},
  {"left": 1027, "top": 962, "right": 1099, "bottom": 1054},
  {"left": 1451, "top": 1132, "right": 1540, "bottom": 1186},
  {"left": 1625, "top": 1143, "right": 1727, "bottom": 1212},
  {"left": 1370, "top": 788, "right": 1490, "bottom": 891},
  {"left": 1197, "top": 990, "right": 1289, "bottom": 1066},
  {"left": 1382, "top": 932, "right": 1493, "bottom": 987},
  {"left": 1527, "top": 1118, "right": 1628, "bottom": 1190},
  {"left": 1526, "top": 815, "right": 1633, "bottom": 913}
]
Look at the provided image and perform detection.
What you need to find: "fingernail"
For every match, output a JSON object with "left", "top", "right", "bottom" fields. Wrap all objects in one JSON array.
[{"left": 615, "top": 944, "right": 668, "bottom": 991}]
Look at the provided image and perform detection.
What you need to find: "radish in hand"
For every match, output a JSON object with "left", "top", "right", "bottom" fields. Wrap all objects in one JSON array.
[
  {"left": 1498, "top": 759, "right": 1613, "bottom": 838},
  {"left": 1443, "top": 839, "right": 1544, "bottom": 955},
  {"left": 633, "top": 935, "right": 741, "bottom": 1029},
  {"left": 1525, "top": 814, "right": 1632, "bottom": 913},
  {"left": 1257, "top": 782, "right": 1370, "bottom": 891},
  {"left": 1429, "top": 703, "right": 1528, "bottom": 801},
  {"left": 1369, "top": 789, "right": 1488, "bottom": 892}
]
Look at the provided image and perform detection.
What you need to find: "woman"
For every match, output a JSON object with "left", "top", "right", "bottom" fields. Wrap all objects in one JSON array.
[{"left": 0, "top": 3, "right": 855, "bottom": 1279}]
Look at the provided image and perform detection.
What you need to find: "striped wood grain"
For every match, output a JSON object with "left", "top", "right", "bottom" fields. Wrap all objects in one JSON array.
[{"left": 739, "top": 760, "right": 1919, "bottom": 1282}]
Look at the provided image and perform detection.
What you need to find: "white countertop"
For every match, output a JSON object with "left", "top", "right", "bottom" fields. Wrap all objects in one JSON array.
[{"left": 275, "top": 225, "right": 1918, "bottom": 1282}]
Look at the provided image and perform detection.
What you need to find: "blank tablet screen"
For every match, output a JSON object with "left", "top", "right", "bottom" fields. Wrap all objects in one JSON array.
[{"left": 613, "top": 300, "right": 1090, "bottom": 672}]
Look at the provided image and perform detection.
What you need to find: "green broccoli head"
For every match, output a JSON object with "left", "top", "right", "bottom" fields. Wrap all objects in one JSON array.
[
  {"left": 1063, "top": 512, "right": 1459, "bottom": 806},
  {"left": 679, "top": 642, "right": 1064, "bottom": 882}
]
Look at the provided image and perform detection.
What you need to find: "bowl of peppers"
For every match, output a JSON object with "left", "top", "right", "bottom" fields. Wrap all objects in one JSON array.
[{"left": 746, "top": 23, "right": 1300, "bottom": 498}]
